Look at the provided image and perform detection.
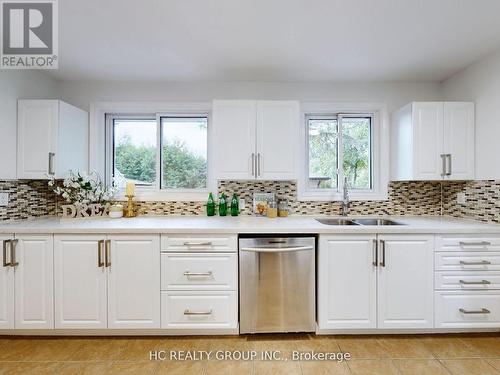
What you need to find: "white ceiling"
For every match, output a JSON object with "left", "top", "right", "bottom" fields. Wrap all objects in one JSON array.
[{"left": 50, "top": 0, "right": 500, "bottom": 83}]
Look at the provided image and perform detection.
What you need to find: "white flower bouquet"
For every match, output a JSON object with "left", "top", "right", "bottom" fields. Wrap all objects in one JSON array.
[{"left": 48, "top": 171, "right": 117, "bottom": 214}]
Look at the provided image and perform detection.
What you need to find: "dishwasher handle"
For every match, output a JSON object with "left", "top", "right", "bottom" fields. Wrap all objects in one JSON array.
[{"left": 240, "top": 245, "right": 314, "bottom": 253}]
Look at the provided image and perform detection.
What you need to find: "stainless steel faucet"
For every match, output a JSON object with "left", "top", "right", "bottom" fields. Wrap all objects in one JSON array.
[{"left": 341, "top": 177, "right": 350, "bottom": 216}]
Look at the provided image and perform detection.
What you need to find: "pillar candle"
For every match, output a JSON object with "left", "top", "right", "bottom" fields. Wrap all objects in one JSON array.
[{"left": 125, "top": 182, "right": 135, "bottom": 196}]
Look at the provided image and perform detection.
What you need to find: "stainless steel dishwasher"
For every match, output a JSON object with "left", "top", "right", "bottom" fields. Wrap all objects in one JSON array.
[{"left": 239, "top": 235, "right": 316, "bottom": 334}]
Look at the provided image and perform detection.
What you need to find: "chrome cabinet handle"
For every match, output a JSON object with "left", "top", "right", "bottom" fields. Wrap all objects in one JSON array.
[
  {"left": 3, "top": 240, "right": 11, "bottom": 267},
  {"left": 459, "top": 308, "right": 490, "bottom": 314},
  {"left": 48, "top": 152, "right": 55, "bottom": 175},
  {"left": 440, "top": 154, "right": 446, "bottom": 177},
  {"left": 98, "top": 240, "right": 105, "bottom": 268},
  {"left": 183, "top": 241, "right": 212, "bottom": 246},
  {"left": 183, "top": 271, "right": 213, "bottom": 277},
  {"left": 372, "top": 239, "right": 378, "bottom": 267},
  {"left": 379, "top": 240, "right": 386, "bottom": 267},
  {"left": 105, "top": 240, "right": 111, "bottom": 267},
  {"left": 251, "top": 153, "right": 255, "bottom": 177},
  {"left": 459, "top": 241, "right": 491, "bottom": 246},
  {"left": 184, "top": 309, "right": 213, "bottom": 315},
  {"left": 446, "top": 154, "right": 452, "bottom": 176},
  {"left": 10, "top": 239, "right": 19, "bottom": 267},
  {"left": 460, "top": 260, "right": 491, "bottom": 265},
  {"left": 257, "top": 153, "right": 261, "bottom": 177},
  {"left": 240, "top": 246, "right": 313, "bottom": 253},
  {"left": 459, "top": 279, "right": 491, "bottom": 285}
]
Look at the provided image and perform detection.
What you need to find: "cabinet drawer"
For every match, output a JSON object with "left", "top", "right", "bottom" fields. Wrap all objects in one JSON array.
[
  {"left": 435, "top": 291, "right": 500, "bottom": 328},
  {"left": 161, "top": 291, "right": 237, "bottom": 329},
  {"left": 161, "top": 235, "right": 237, "bottom": 253},
  {"left": 435, "top": 272, "right": 500, "bottom": 290},
  {"left": 435, "top": 252, "right": 500, "bottom": 271},
  {"left": 161, "top": 253, "right": 237, "bottom": 291},
  {"left": 436, "top": 235, "right": 500, "bottom": 252}
]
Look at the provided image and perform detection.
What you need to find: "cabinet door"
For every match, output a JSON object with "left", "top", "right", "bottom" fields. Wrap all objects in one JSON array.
[
  {"left": 54, "top": 235, "right": 107, "bottom": 329},
  {"left": 107, "top": 235, "right": 160, "bottom": 328},
  {"left": 256, "top": 101, "right": 299, "bottom": 180},
  {"left": 212, "top": 100, "right": 257, "bottom": 179},
  {"left": 17, "top": 100, "right": 58, "bottom": 179},
  {"left": 0, "top": 236, "right": 14, "bottom": 329},
  {"left": 57, "top": 101, "right": 89, "bottom": 178},
  {"left": 378, "top": 235, "right": 434, "bottom": 329},
  {"left": 318, "top": 235, "right": 377, "bottom": 329},
  {"left": 443, "top": 102, "right": 475, "bottom": 180},
  {"left": 412, "top": 102, "right": 444, "bottom": 180},
  {"left": 14, "top": 235, "right": 54, "bottom": 329}
]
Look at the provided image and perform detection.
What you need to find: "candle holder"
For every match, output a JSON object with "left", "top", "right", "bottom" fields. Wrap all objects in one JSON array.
[{"left": 124, "top": 194, "right": 136, "bottom": 218}]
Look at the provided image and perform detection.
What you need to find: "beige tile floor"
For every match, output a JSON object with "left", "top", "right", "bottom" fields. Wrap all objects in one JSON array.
[{"left": 0, "top": 333, "right": 499, "bottom": 374}]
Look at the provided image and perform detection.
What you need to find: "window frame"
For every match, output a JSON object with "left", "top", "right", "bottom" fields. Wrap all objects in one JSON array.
[
  {"left": 298, "top": 103, "right": 388, "bottom": 202},
  {"left": 105, "top": 111, "right": 214, "bottom": 202}
]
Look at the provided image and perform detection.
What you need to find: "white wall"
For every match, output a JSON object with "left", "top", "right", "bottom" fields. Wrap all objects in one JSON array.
[
  {"left": 58, "top": 80, "right": 442, "bottom": 114},
  {"left": 0, "top": 71, "right": 59, "bottom": 179},
  {"left": 443, "top": 49, "right": 500, "bottom": 180}
]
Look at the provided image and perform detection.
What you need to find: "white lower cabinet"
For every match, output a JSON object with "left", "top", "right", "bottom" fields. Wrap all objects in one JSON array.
[
  {"left": 318, "top": 235, "right": 377, "bottom": 329},
  {"left": 435, "top": 291, "right": 500, "bottom": 328},
  {"left": 54, "top": 234, "right": 160, "bottom": 329},
  {"left": 434, "top": 234, "right": 500, "bottom": 328},
  {"left": 1, "top": 235, "right": 53, "bottom": 329},
  {"left": 161, "top": 291, "right": 237, "bottom": 329},
  {"left": 0, "top": 235, "right": 14, "bottom": 329},
  {"left": 378, "top": 235, "right": 434, "bottom": 329},
  {"left": 160, "top": 234, "right": 238, "bottom": 331},
  {"left": 318, "top": 234, "right": 434, "bottom": 331},
  {"left": 14, "top": 235, "right": 54, "bottom": 329},
  {"left": 107, "top": 235, "right": 160, "bottom": 328},
  {"left": 55, "top": 235, "right": 108, "bottom": 329}
]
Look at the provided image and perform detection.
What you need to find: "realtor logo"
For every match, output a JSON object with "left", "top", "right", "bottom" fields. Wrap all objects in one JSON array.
[{"left": 1, "top": 0, "right": 58, "bottom": 69}]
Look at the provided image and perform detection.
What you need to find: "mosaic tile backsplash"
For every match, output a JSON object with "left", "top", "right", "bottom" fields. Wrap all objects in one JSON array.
[
  {"left": 0, "top": 180, "right": 56, "bottom": 221},
  {"left": 0, "top": 179, "right": 499, "bottom": 224}
]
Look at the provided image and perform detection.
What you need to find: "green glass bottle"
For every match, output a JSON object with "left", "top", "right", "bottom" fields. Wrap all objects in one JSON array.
[
  {"left": 206, "top": 193, "right": 215, "bottom": 216},
  {"left": 230, "top": 193, "right": 239, "bottom": 216},
  {"left": 218, "top": 193, "right": 227, "bottom": 216}
]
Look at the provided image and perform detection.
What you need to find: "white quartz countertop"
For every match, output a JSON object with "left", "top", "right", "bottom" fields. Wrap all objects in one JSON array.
[{"left": 0, "top": 215, "right": 499, "bottom": 234}]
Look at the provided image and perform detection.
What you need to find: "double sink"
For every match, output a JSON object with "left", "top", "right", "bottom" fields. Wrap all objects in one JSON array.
[{"left": 316, "top": 218, "right": 405, "bottom": 226}]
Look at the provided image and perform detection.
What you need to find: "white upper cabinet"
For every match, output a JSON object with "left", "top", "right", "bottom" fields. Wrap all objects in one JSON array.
[
  {"left": 391, "top": 102, "right": 474, "bottom": 181},
  {"left": 256, "top": 101, "right": 299, "bottom": 180},
  {"left": 17, "top": 100, "right": 89, "bottom": 179},
  {"left": 443, "top": 102, "right": 475, "bottom": 180},
  {"left": 213, "top": 100, "right": 299, "bottom": 180},
  {"left": 212, "top": 101, "right": 257, "bottom": 180}
]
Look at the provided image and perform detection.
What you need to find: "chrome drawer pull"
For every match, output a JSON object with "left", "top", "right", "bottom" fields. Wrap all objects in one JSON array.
[
  {"left": 459, "top": 241, "right": 491, "bottom": 246},
  {"left": 183, "top": 271, "right": 213, "bottom": 277},
  {"left": 183, "top": 241, "right": 212, "bottom": 246},
  {"left": 459, "top": 279, "right": 491, "bottom": 285},
  {"left": 2, "top": 240, "right": 11, "bottom": 267},
  {"left": 10, "top": 239, "right": 19, "bottom": 267},
  {"left": 459, "top": 308, "right": 490, "bottom": 314},
  {"left": 460, "top": 260, "right": 491, "bottom": 265},
  {"left": 184, "top": 309, "right": 213, "bottom": 315}
]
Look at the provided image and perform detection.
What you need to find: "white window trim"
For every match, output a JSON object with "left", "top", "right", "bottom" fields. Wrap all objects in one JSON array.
[
  {"left": 91, "top": 101, "right": 215, "bottom": 202},
  {"left": 297, "top": 102, "right": 389, "bottom": 201}
]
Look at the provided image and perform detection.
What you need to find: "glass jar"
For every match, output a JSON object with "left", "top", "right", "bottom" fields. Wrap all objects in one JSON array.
[
  {"left": 278, "top": 200, "right": 289, "bottom": 217},
  {"left": 267, "top": 201, "right": 278, "bottom": 218}
]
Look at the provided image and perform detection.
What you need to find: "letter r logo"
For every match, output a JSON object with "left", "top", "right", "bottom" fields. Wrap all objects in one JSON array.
[{"left": 2, "top": 1, "right": 54, "bottom": 54}]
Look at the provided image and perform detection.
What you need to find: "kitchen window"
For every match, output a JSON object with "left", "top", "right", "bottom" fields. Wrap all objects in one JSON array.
[
  {"left": 299, "top": 108, "right": 387, "bottom": 201},
  {"left": 106, "top": 113, "right": 211, "bottom": 200}
]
